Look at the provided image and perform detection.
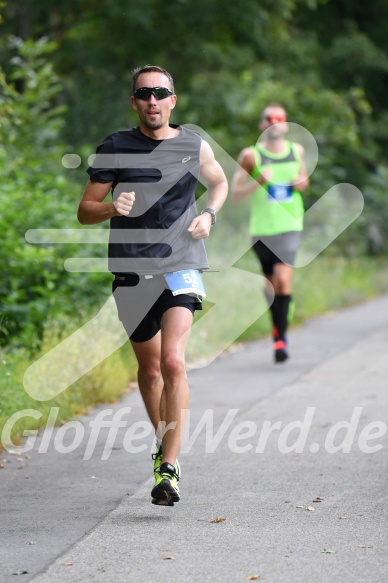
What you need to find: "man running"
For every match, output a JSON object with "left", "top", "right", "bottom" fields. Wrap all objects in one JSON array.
[
  {"left": 231, "top": 103, "right": 309, "bottom": 363},
  {"left": 78, "top": 65, "right": 228, "bottom": 505}
]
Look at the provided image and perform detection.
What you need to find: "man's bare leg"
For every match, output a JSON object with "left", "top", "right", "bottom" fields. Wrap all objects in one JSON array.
[
  {"left": 131, "top": 333, "right": 163, "bottom": 432},
  {"left": 131, "top": 306, "right": 192, "bottom": 504},
  {"left": 159, "top": 306, "right": 193, "bottom": 466},
  {"left": 130, "top": 306, "right": 192, "bottom": 463},
  {"left": 272, "top": 263, "right": 293, "bottom": 295}
]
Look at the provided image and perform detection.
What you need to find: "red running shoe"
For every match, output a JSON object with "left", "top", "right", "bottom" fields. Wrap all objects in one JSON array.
[{"left": 273, "top": 340, "right": 288, "bottom": 363}]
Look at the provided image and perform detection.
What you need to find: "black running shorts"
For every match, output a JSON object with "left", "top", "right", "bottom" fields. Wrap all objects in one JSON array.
[{"left": 112, "top": 273, "right": 202, "bottom": 343}]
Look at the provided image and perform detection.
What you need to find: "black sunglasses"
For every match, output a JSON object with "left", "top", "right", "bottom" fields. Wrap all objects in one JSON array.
[{"left": 133, "top": 86, "right": 173, "bottom": 101}]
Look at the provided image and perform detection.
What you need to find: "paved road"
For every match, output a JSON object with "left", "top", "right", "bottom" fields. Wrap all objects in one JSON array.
[{"left": 1, "top": 297, "right": 388, "bottom": 582}]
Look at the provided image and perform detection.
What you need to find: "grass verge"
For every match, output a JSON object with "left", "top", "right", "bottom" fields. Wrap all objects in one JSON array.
[{"left": 0, "top": 315, "right": 137, "bottom": 448}]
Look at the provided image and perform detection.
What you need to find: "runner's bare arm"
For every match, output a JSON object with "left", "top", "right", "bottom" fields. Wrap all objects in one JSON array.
[
  {"left": 77, "top": 180, "right": 135, "bottom": 224},
  {"left": 231, "top": 148, "right": 271, "bottom": 202},
  {"left": 292, "top": 144, "right": 310, "bottom": 192},
  {"left": 187, "top": 140, "right": 228, "bottom": 239}
]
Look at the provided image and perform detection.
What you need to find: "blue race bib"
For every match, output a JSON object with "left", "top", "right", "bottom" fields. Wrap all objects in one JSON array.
[
  {"left": 164, "top": 269, "right": 206, "bottom": 297},
  {"left": 267, "top": 184, "right": 293, "bottom": 202}
]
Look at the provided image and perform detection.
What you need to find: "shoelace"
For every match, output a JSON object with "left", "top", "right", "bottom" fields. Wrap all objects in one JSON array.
[
  {"left": 158, "top": 466, "right": 180, "bottom": 481},
  {"left": 152, "top": 445, "right": 162, "bottom": 462}
]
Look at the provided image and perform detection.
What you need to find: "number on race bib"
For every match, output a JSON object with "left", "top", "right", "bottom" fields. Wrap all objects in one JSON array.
[
  {"left": 183, "top": 272, "right": 198, "bottom": 285},
  {"left": 164, "top": 269, "right": 206, "bottom": 297}
]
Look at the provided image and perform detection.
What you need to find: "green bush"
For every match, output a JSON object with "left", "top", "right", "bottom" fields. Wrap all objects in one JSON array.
[{"left": 0, "top": 37, "right": 109, "bottom": 348}]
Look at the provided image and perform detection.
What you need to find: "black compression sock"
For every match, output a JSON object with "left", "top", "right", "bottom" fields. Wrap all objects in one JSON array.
[
  {"left": 264, "top": 287, "right": 276, "bottom": 328},
  {"left": 272, "top": 294, "right": 291, "bottom": 341}
]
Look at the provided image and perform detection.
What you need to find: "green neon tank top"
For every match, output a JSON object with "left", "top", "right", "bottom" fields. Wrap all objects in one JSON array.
[{"left": 249, "top": 140, "right": 304, "bottom": 236}]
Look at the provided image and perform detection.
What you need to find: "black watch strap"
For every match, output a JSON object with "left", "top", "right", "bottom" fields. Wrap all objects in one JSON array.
[{"left": 201, "top": 207, "right": 216, "bottom": 226}]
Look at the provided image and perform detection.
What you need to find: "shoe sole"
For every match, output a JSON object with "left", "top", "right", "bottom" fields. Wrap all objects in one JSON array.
[
  {"left": 151, "top": 479, "right": 180, "bottom": 504},
  {"left": 151, "top": 498, "right": 175, "bottom": 507},
  {"left": 274, "top": 349, "right": 288, "bottom": 363}
]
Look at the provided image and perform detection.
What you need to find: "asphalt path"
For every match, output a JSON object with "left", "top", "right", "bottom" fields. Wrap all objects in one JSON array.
[{"left": 1, "top": 296, "right": 388, "bottom": 582}]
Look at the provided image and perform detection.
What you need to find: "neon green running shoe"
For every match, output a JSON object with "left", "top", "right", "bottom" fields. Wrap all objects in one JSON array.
[
  {"left": 151, "top": 462, "right": 180, "bottom": 506},
  {"left": 152, "top": 445, "right": 163, "bottom": 475},
  {"left": 152, "top": 446, "right": 181, "bottom": 479}
]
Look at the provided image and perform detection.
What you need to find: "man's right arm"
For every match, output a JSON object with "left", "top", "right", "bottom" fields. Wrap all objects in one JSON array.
[
  {"left": 77, "top": 181, "right": 135, "bottom": 225},
  {"left": 231, "top": 148, "right": 271, "bottom": 202}
]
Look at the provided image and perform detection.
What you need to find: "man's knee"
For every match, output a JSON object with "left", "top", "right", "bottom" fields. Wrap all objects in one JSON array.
[
  {"left": 161, "top": 353, "right": 185, "bottom": 381},
  {"left": 273, "top": 266, "right": 292, "bottom": 293},
  {"left": 276, "top": 280, "right": 290, "bottom": 294},
  {"left": 138, "top": 364, "right": 161, "bottom": 386}
]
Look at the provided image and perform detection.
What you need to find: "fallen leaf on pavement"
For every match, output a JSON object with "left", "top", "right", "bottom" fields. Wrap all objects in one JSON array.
[
  {"left": 210, "top": 517, "right": 226, "bottom": 523},
  {"left": 245, "top": 575, "right": 261, "bottom": 580}
]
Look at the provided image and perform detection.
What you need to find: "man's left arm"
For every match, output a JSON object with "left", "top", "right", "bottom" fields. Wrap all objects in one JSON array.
[
  {"left": 187, "top": 140, "right": 228, "bottom": 239},
  {"left": 292, "top": 143, "right": 310, "bottom": 192}
]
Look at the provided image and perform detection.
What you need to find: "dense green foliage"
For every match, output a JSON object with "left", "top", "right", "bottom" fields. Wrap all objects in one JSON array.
[
  {"left": 1, "top": 0, "right": 388, "bottom": 353},
  {"left": 0, "top": 38, "right": 110, "bottom": 348}
]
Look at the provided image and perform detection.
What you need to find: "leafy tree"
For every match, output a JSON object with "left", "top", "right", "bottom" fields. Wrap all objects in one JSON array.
[{"left": 0, "top": 37, "right": 109, "bottom": 348}]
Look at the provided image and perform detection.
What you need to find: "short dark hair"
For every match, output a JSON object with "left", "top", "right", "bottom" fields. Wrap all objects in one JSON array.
[{"left": 131, "top": 65, "right": 174, "bottom": 95}]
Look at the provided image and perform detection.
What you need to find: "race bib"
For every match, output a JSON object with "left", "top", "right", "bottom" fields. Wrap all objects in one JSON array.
[
  {"left": 164, "top": 269, "right": 206, "bottom": 298},
  {"left": 267, "top": 184, "right": 293, "bottom": 202}
]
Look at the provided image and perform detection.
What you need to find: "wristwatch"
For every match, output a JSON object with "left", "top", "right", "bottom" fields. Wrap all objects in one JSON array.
[{"left": 201, "top": 207, "right": 216, "bottom": 226}]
